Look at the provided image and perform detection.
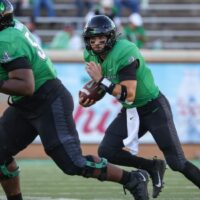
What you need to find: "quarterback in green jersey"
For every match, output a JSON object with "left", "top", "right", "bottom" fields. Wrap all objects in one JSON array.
[
  {"left": 80, "top": 15, "right": 200, "bottom": 198},
  {"left": 0, "top": 1, "right": 150, "bottom": 200}
]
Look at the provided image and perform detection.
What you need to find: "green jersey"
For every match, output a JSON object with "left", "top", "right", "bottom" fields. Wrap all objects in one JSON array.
[
  {"left": 49, "top": 31, "right": 70, "bottom": 50},
  {"left": 84, "top": 39, "right": 159, "bottom": 108},
  {"left": 0, "top": 19, "right": 57, "bottom": 101},
  {"left": 123, "top": 26, "right": 146, "bottom": 49}
]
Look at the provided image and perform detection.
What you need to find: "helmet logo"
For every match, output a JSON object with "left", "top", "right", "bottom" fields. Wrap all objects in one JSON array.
[
  {"left": 91, "top": 30, "right": 97, "bottom": 34},
  {"left": 0, "top": 2, "right": 5, "bottom": 12}
]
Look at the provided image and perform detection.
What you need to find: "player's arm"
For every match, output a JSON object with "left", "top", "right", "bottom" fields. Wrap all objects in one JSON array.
[
  {"left": 0, "top": 57, "right": 35, "bottom": 96},
  {"left": 86, "top": 60, "right": 138, "bottom": 104},
  {"left": 98, "top": 61, "right": 138, "bottom": 104},
  {"left": 112, "top": 61, "right": 137, "bottom": 103}
]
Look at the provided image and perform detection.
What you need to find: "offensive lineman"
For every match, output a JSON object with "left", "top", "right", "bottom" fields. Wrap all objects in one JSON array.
[{"left": 0, "top": 1, "right": 150, "bottom": 200}]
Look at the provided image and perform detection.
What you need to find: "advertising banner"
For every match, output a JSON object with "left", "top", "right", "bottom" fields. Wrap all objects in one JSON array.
[
  {"left": 1, "top": 62, "right": 200, "bottom": 144},
  {"left": 55, "top": 63, "right": 200, "bottom": 144}
]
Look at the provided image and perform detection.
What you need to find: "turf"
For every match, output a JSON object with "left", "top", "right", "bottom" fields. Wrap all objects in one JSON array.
[{"left": 0, "top": 159, "right": 200, "bottom": 199}]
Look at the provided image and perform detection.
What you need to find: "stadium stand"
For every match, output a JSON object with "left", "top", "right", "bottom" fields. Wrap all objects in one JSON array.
[{"left": 16, "top": 0, "right": 200, "bottom": 49}]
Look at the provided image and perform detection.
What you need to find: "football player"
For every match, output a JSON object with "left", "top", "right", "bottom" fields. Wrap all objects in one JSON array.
[
  {"left": 0, "top": 1, "right": 150, "bottom": 200},
  {"left": 80, "top": 15, "right": 200, "bottom": 198}
]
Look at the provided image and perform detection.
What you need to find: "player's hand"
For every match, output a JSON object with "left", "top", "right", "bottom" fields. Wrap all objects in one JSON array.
[
  {"left": 86, "top": 62, "right": 102, "bottom": 82},
  {"left": 79, "top": 96, "right": 96, "bottom": 107}
]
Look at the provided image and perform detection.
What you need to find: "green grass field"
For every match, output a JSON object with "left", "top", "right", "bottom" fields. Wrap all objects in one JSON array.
[{"left": 0, "top": 159, "right": 200, "bottom": 200}]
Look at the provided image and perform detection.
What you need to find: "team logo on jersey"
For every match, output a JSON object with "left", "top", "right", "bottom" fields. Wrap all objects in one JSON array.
[
  {"left": 0, "top": 2, "right": 5, "bottom": 12},
  {"left": 0, "top": 52, "right": 12, "bottom": 63},
  {"left": 128, "top": 56, "right": 135, "bottom": 64}
]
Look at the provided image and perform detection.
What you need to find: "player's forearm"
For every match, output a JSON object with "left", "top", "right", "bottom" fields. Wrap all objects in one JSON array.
[
  {"left": 0, "top": 79, "right": 34, "bottom": 96},
  {"left": 99, "top": 78, "right": 136, "bottom": 103},
  {"left": 112, "top": 84, "right": 136, "bottom": 102}
]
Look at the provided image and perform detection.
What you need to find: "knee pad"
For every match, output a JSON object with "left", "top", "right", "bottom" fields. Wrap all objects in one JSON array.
[
  {"left": 82, "top": 155, "right": 108, "bottom": 181},
  {"left": 0, "top": 158, "right": 20, "bottom": 180},
  {"left": 166, "top": 155, "right": 186, "bottom": 172}
]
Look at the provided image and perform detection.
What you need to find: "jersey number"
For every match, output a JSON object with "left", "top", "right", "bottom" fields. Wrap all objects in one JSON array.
[{"left": 25, "top": 32, "right": 46, "bottom": 60}]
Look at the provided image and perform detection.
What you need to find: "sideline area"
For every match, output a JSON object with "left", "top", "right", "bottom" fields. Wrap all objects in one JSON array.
[{"left": 16, "top": 143, "right": 200, "bottom": 160}]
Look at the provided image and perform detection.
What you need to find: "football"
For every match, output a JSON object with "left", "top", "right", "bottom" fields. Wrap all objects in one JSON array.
[{"left": 79, "top": 80, "right": 106, "bottom": 101}]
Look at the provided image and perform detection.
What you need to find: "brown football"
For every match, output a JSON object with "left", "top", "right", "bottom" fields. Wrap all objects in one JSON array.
[{"left": 79, "top": 80, "right": 106, "bottom": 101}]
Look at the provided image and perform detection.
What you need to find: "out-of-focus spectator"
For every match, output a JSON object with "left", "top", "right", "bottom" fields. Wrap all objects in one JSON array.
[
  {"left": 11, "top": 0, "right": 22, "bottom": 16},
  {"left": 122, "top": 13, "right": 146, "bottom": 48},
  {"left": 11, "top": 0, "right": 29, "bottom": 16},
  {"left": 31, "top": 0, "right": 55, "bottom": 18},
  {"left": 75, "top": 0, "right": 96, "bottom": 17},
  {"left": 114, "top": 0, "right": 140, "bottom": 16},
  {"left": 85, "top": 0, "right": 120, "bottom": 26},
  {"left": 100, "top": 0, "right": 117, "bottom": 20},
  {"left": 49, "top": 23, "right": 82, "bottom": 50},
  {"left": 26, "top": 19, "right": 42, "bottom": 47},
  {"left": 141, "top": 0, "right": 149, "bottom": 9}
]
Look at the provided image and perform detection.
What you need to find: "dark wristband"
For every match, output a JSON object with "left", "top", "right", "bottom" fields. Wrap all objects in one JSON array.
[
  {"left": 0, "top": 80, "right": 4, "bottom": 89},
  {"left": 118, "top": 85, "right": 127, "bottom": 101},
  {"left": 98, "top": 77, "right": 116, "bottom": 94}
]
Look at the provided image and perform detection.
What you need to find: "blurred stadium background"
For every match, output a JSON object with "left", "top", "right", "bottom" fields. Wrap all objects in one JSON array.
[{"left": 0, "top": 0, "right": 200, "bottom": 199}]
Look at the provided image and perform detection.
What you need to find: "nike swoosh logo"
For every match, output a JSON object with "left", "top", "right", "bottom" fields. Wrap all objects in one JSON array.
[
  {"left": 139, "top": 172, "right": 146, "bottom": 182},
  {"left": 130, "top": 117, "right": 134, "bottom": 120},
  {"left": 152, "top": 107, "right": 159, "bottom": 113},
  {"left": 155, "top": 171, "right": 162, "bottom": 187}
]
